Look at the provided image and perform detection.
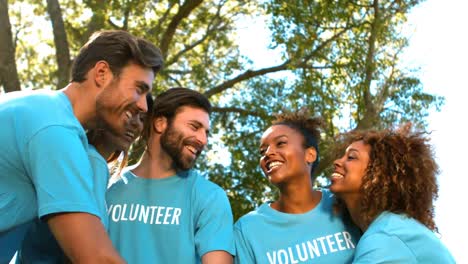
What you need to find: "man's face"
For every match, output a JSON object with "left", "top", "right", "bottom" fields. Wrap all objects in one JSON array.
[
  {"left": 95, "top": 63, "right": 154, "bottom": 136},
  {"left": 160, "top": 106, "right": 210, "bottom": 170}
]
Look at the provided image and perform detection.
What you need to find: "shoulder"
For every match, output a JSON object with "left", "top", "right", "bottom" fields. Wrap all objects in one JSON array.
[
  {"left": 367, "top": 212, "right": 419, "bottom": 235},
  {"left": 190, "top": 170, "right": 225, "bottom": 194},
  {"left": 8, "top": 91, "right": 83, "bottom": 141},
  {"left": 354, "top": 231, "right": 417, "bottom": 263},
  {"left": 234, "top": 204, "right": 268, "bottom": 230}
]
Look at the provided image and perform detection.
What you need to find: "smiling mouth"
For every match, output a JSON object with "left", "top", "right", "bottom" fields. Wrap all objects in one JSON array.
[
  {"left": 185, "top": 144, "right": 201, "bottom": 157},
  {"left": 124, "top": 131, "right": 135, "bottom": 140},
  {"left": 266, "top": 161, "right": 283, "bottom": 171},
  {"left": 124, "top": 110, "right": 133, "bottom": 120},
  {"left": 331, "top": 172, "right": 344, "bottom": 179}
]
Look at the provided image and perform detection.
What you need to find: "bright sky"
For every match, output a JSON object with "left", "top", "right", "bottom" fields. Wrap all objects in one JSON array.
[
  {"left": 7, "top": 1, "right": 465, "bottom": 262},
  {"left": 405, "top": 0, "right": 468, "bottom": 262},
  {"left": 237, "top": 0, "right": 467, "bottom": 262}
]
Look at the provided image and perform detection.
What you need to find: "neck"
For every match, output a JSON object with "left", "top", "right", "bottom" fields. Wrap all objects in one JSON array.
[
  {"left": 272, "top": 177, "right": 321, "bottom": 214},
  {"left": 62, "top": 82, "right": 97, "bottom": 129},
  {"left": 132, "top": 146, "right": 177, "bottom": 179},
  {"left": 94, "top": 143, "right": 117, "bottom": 161},
  {"left": 341, "top": 193, "right": 368, "bottom": 231}
]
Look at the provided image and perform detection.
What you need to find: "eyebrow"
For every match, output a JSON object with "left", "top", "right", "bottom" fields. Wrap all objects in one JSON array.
[
  {"left": 260, "top": 135, "right": 288, "bottom": 148},
  {"left": 190, "top": 120, "right": 210, "bottom": 136},
  {"left": 347, "top": 148, "right": 360, "bottom": 155},
  {"left": 136, "top": 81, "right": 150, "bottom": 93}
]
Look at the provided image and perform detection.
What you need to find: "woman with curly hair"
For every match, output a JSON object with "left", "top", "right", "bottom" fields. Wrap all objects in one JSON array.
[
  {"left": 234, "top": 109, "right": 360, "bottom": 264},
  {"left": 330, "top": 124, "right": 455, "bottom": 263}
]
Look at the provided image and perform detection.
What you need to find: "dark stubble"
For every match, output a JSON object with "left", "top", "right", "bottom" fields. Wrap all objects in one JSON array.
[{"left": 160, "top": 123, "right": 201, "bottom": 170}]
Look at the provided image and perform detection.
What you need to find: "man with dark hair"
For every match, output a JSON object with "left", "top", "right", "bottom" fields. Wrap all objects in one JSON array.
[
  {"left": 0, "top": 30, "right": 163, "bottom": 263},
  {"left": 106, "top": 87, "right": 235, "bottom": 263}
]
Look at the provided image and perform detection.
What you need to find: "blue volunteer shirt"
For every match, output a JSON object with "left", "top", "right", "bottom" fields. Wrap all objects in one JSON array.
[
  {"left": 106, "top": 169, "right": 235, "bottom": 263},
  {"left": 0, "top": 90, "right": 99, "bottom": 262},
  {"left": 234, "top": 189, "right": 360, "bottom": 264},
  {"left": 15, "top": 145, "right": 111, "bottom": 263},
  {"left": 353, "top": 211, "right": 455, "bottom": 263}
]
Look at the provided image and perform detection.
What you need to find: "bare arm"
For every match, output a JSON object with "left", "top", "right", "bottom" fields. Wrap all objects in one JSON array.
[
  {"left": 202, "top": 250, "right": 233, "bottom": 264},
  {"left": 47, "top": 212, "right": 126, "bottom": 264}
]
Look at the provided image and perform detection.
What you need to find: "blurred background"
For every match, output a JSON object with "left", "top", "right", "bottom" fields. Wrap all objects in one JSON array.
[{"left": 1, "top": 0, "right": 465, "bottom": 262}]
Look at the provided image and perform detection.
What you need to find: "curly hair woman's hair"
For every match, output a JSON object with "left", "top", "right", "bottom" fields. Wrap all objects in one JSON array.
[
  {"left": 337, "top": 123, "right": 439, "bottom": 231},
  {"left": 271, "top": 107, "right": 323, "bottom": 176}
]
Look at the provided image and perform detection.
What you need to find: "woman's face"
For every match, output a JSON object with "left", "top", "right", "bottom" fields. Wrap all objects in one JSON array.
[
  {"left": 330, "top": 140, "right": 371, "bottom": 195},
  {"left": 259, "top": 124, "right": 315, "bottom": 185}
]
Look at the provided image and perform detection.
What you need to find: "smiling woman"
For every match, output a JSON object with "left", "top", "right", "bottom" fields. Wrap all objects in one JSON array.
[
  {"left": 330, "top": 124, "right": 456, "bottom": 263},
  {"left": 234, "top": 108, "right": 361, "bottom": 264}
]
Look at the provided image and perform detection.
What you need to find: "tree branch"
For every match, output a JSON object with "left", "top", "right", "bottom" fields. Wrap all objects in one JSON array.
[
  {"left": 46, "top": 0, "right": 71, "bottom": 89},
  {"left": 0, "top": 0, "right": 21, "bottom": 92},
  {"left": 82, "top": 1, "right": 108, "bottom": 45},
  {"left": 356, "top": 0, "right": 381, "bottom": 130},
  {"left": 204, "top": 62, "right": 290, "bottom": 98},
  {"left": 159, "top": 0, "right": 204, "bottom": 58},
  {"left": 165, "top": 6, "right": 227, "bottom": 67},
  {"left": 204, "top": 25, "right": 353, "bottom": 98},
  {"left": 212, "top": 106, "right": 264, "bottom": 118}
]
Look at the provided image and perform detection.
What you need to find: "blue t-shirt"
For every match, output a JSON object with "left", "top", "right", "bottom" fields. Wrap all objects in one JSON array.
[
  {"left": 106, "top": 169, "right": 235, "bottom": 263},
  {"left": 234, "top": 189, "right": 360, "bottom": 264},
  {"left": 14, "top": 145, "right": 111, "bottom": 263},
  {"left": 0, "top": 90, "right": 99, "bottom": 262},
  {"left": 353, "top": 211, "right": 455, "bottom": 263}
]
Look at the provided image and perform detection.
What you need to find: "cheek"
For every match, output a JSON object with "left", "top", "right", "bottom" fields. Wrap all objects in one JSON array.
[{"left": 259, "top": 159, "right": 267, "bottom": 170}]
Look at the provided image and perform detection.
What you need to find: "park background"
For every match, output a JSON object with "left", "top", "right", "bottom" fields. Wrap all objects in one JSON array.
[{"left": 1, "top": 0, "right": 466, "bottom": 262}]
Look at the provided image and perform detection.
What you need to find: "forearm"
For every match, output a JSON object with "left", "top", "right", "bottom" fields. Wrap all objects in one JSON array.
[{"left": 47, "top": 212, "right": 125, "bottom": 264}]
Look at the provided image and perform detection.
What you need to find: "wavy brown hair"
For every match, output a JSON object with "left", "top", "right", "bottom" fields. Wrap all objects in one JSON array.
[
  {"left": 336, "top": 124, "right": 439, "bottom": 231},
  {"left": 271, "top": 108, "right": 323, "bottom": 176}
]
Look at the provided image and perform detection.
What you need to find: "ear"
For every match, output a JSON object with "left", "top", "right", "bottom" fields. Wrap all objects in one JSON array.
[
  {"left": 152, "top": 116, "right": 167, "bottom": 134},
  {"left": 93, "top": 60, "right": 113, "bottom": 88},
  {"left": 305, "top": 147, "right": 317, "bottom": 165}
]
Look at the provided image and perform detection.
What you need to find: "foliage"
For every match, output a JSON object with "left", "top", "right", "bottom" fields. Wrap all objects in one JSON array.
[{"left": 3, "top": 0, "right": 443, "bottom": 220}]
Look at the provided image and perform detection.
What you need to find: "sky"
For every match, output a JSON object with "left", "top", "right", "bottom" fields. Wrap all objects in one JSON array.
[
  {"left": 6, "top": 0, "right": 466, "bottom": 262},
  {"left": 237, "top": 0, "right": 467, "bottom": 262},
  {"left": 405, "top": 0, "right": 468, "bottom": 262}
]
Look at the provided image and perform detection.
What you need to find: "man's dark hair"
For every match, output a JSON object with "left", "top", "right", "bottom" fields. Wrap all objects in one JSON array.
[
  {"left": 140, "top": 87, "right": 211, "bottom": 145},
  {"left": 71, "top": 30, "right": 163, "bottom": 82}
]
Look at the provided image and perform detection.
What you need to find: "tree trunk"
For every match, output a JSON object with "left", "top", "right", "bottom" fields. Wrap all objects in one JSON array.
[
  {"left": 0, "top": 0, "right": 21, "bottom": 93},
  {"left": 46, "top": 0, "right": 71, "bottom": 90}
]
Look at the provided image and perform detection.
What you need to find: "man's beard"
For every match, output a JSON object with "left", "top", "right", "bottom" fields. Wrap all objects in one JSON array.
[{"left": 160, "top": 124, "right": 201, "bottom": 170}]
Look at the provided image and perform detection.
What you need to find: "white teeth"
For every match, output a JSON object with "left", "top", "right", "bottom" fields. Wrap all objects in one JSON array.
[
  {"left": 126, "top": 131, "right": 134, "bottom": 138},
  {"left": 331, "top": 172, "right": 344, "bottom": 179},
  {"left": 267, "top": 161, "right": 283, "bottom": 170},
  {"left": 186, "top": 145, "right": 197, "bottom": 154},
  {"left": 125, "top": 111, "right": 133, "bottom": 119}
]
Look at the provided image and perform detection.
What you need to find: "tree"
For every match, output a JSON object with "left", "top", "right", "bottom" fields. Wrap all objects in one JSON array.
[
  {"left": 5, "top": 0, "right": 442, "bottom": 220},
  {"left": 0, "top": 0, "right": 21, "bottom": 92}
]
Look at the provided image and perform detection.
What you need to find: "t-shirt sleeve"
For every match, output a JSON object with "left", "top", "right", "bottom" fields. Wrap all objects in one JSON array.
[
  {"left": 353, "top": 232, "right": 417, "bottom": 263},
  {"left": 234, "top": 221, "right": 255, "bottom": 264},
  {"left": 194, "top": 186, "right": 235, "bottom": 257},
  {"left": 26, "top": 126, "right": 100, "bottom": 219}
]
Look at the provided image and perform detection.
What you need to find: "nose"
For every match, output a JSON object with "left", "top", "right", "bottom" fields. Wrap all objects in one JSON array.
[
  {"left": 129, "top": 112, "right": 144, "bottom": 130},
  {"left": 264, "top": 145, "right": 275, "bottom": 156},
  {"left": 333, "top": 157, "right": 342, "bottom": 169},
  {"left": 136, "top": 94, "right": 148, "bottom": 113},
  {"left": 198, "top": 131, "right": 208, "bottom": 147}
]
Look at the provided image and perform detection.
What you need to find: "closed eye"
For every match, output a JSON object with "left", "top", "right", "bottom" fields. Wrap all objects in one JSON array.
[{"left": 189, "top": 123, "right": 199, "bottom": 131}]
